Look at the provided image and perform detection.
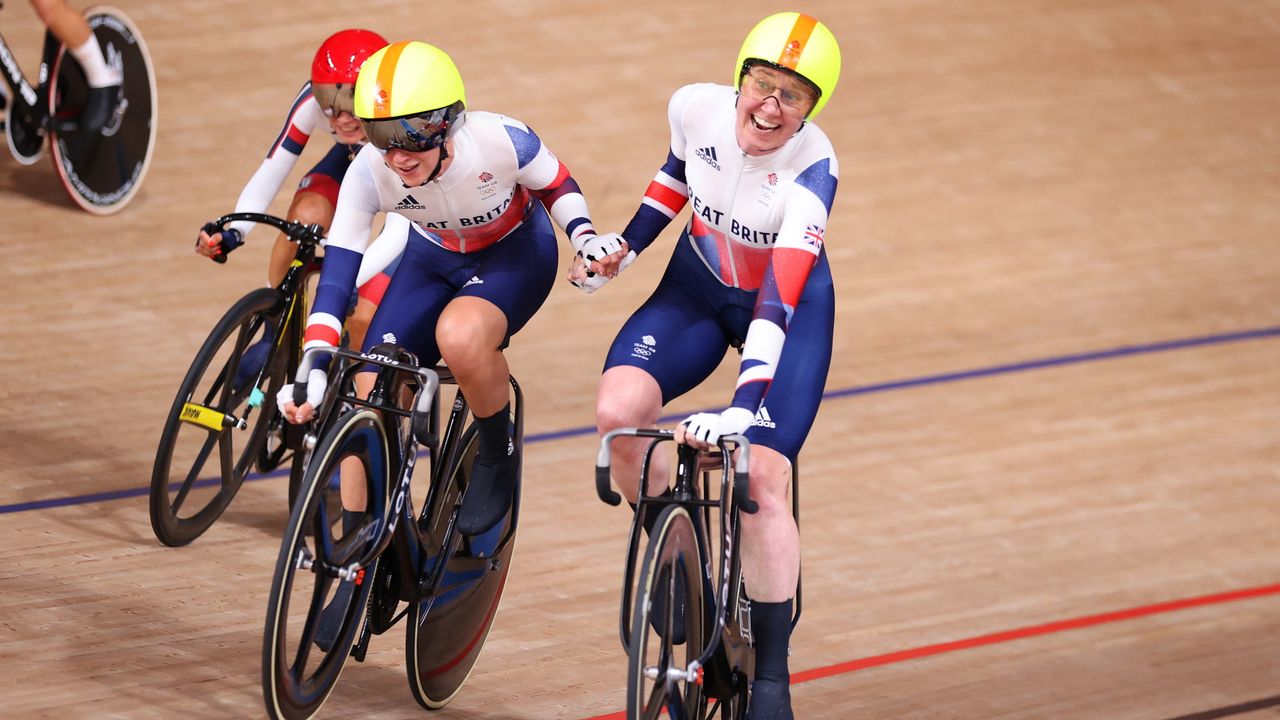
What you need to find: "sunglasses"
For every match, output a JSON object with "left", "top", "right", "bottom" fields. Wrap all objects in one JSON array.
[
  {"left": 312, "top": 83, "right": 355, "bottom": 118},
  {"left": 359, "top": 106, "right": 458, "bottom": 153}
]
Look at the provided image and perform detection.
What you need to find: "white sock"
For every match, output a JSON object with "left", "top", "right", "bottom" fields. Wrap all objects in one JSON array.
[{"left": 69, "top": 35, "right": 122, "bottom": 88}]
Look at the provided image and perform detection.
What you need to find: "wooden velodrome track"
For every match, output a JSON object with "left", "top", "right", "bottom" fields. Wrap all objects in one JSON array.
[{"left": 2, "top": 0, "right": 1279, "bottom": 717}]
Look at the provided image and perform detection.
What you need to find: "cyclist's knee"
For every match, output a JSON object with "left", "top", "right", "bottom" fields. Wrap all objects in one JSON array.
[
  {"left": 745, "top": 448, "right": 792, "bottom": 514},
  {"left": 437, "top": 298, "right": 505, "bottom": 367},
  {"left": 288, "top": 191, "right": 334, "bottom": 229},
  {"left": 436, "top": 323, "right": 485, "bottom": 369},
  {"left": 596, "top": 367, "right": 661, "bottom": 435},
  {"left": 595, "top": 395, "right": 638, "bottom": 436}
]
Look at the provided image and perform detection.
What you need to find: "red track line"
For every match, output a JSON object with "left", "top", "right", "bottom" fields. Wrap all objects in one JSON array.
[{"left": 581, "top": 582, "right": 1280, "bottom": 720}]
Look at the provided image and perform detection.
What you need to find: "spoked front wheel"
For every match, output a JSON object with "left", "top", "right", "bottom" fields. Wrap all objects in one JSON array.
[
  {"left": 406, "top": 421, "right": 519, "bottom": 709},
  {"left": 262, "top": 408, "right": 390, "bottom": 720},
  {"left": 628, "top": 505, "right": 708, "bottom": 720},
  {"left": 48, "top": 5, "right": 157, "bottom": 214},
  {"left": 149, "top": 287, "right": 285, "bottom": 546}
]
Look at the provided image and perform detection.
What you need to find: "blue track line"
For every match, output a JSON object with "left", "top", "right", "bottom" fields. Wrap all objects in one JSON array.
[{"left": 5, "top": 325, "right": 1277, "bottom": 516}]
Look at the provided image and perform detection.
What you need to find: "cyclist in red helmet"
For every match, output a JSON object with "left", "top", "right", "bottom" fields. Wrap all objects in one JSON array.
[{"left": 195, "top": 29, "right": 405, "bottom": 370}]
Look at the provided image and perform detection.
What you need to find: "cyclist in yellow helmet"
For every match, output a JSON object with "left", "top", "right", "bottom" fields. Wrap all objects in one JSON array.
[
  {"left": 574, "top": 13, "right": 841, "bottom": 719},
  {"left": 280, "top": 38, "right": 605, "bottom": 543}
]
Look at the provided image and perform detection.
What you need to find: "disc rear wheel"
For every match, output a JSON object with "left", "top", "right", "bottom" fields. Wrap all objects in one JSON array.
[
  {"left": 406, "top": 421, "right": 519, "bottom": 709},
  {"left": 49, "top": 6, "right": 157, "bottom": 214}
]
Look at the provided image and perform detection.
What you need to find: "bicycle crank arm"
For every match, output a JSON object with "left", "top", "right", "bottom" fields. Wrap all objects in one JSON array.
[
  {"left": 335, "top": 563, "right": 363, "bottom": 582},
  {"left": 292, "top": 547, "right": 361, "bottom": 581},
  {"left": 179, "top": 402, "right": 248, "bottom": 432},
  {"left": 293, "top": 547, "right": 314, "bottom": 571},
  {"left": 645, "top": 661, "right": 703, "bottom": 684}
]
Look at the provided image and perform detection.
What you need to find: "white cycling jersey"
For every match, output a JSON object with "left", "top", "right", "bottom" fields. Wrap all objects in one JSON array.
[
  {"left": 327, "top": 111, "right": 595, "bottom": 255},
  {"left": 304, "top": 110, "right": 596, "bottom": 350},
  {"left": 622, "top": 82, "right": 839, "bottom": 412},
  {"left": 631, "top": 83, "right": 837, "bottom": 292}
]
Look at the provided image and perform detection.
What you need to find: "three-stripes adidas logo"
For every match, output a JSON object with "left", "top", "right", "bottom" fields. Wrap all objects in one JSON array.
[
  {"left": 695, "top": 146, "right": 721, "bottom": 171},
  {"left": 753, "top": 406, "right": 777, "bottom": 429},
  {"left": 395, "top": 194, "right": 425, "bottom": 210}
]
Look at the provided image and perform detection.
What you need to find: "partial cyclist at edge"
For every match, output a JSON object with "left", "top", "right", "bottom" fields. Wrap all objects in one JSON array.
[
  {"left": 3, "top": 0, "right": 119, "bottom": 142},
  {"left": 575, "top": 12, "right": 841, "bottom": 720},
  {"left": 13, "top": 0, "right": 120, "bottom": 132},
  {"left": 195, "top": 29, "right": 410, "bottom": 382},
  {"left": 280, "top": 38, "right": 606, "bottom": 549}
]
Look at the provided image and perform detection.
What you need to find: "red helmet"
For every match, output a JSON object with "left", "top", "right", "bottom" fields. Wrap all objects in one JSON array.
[{"left": 311, "top": 29, "right": 389, "bottom": 85}]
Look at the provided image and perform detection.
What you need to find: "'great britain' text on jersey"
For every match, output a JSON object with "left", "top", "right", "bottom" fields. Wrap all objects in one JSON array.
[
  {"left": 691, "top": 194, "right": 778, "bottom": 246},
  {"left": 414, "top": 190, "right": 516, "bottom": 231}
]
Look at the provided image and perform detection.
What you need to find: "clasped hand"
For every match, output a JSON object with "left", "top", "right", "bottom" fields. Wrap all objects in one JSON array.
[{"left": 568, "top": 232, "right": 634, "bottom": 293}]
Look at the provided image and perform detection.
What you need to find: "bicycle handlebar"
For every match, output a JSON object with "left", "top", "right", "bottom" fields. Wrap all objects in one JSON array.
[
  {"left": 293, "top": 345, "right": 440, "bottom": 424},
  {"left": 595, "top": 428, "right": 757, "bottom": 514},
  {"left": 202, "top": 212, "right": 326, "bottom": 264}
]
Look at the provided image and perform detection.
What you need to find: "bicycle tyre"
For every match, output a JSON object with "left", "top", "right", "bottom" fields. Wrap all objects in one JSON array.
[
  {"left": 149, "top": 287, "right": 285, "bottom": 546},
  {"left": 628, "top": 504, "right": 707, "bottom": 720},
  {"left": 262, "top": 408, "right": 390, "bottom": 720},
  {"left": 405, "top": 421, "right": 519, "bottom": 710},
  {"left": 48, "top": 6, "right": 157, "bottom": 214}
]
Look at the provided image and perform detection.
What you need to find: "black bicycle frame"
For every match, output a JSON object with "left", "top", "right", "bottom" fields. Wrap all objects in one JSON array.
[
  {"left": 0, "top": 23, "right": 58, "bottom": 125},
  {"left": 294, "top": 346, "right": 523, "bottom": 609},
  {"left": 205, "top": 212, "right": 324, "bottom": 408}
]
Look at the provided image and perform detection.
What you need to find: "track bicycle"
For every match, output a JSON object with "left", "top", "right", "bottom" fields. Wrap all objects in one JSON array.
[
  {"left": 596, "top": 429, "right": 802, "bottom": 719},
  {"left": 262, "top": 343, "right": 522, "bottom": 720},
  {"left": 149, "top": 212, "right": 324, "bottom": 547},
  {"left": 0, "top": 2, "right": 156, "bottom": 213}
]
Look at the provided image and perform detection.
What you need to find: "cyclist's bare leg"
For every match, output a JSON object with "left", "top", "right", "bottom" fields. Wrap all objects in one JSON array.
[
  {"left": 31, "top": 0, "right": 121, "bottom": 132},
  {"left": 739, "top": 444, "right": 799, "bottom": 717},
  {"left": 29, "top": 0, "right": 91, "bottom": 47},
  {"left": 270, "top": 192, "right": 334, "bottom": 286},
  {"left": 595, "top": 366, "right": 669, "bottom": 503},
  {"left": 737, "top": 445, "right": 799, "bottom": 601},
  {"left": 337, "top": 371, "right": 375, "bottom": 513},
  {"left": 345, "top": 297, "right": 376, "bottom": 357},
  {"left": 434, "top": 296, "right": 510, "bottom": 418},
  {"left": 437, "top": 296, "right": 521, "bottom": 535}
]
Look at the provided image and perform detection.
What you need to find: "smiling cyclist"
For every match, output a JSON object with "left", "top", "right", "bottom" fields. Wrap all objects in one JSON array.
[{"left": 575, "top": 13, "right": 842, "bottom": 719}]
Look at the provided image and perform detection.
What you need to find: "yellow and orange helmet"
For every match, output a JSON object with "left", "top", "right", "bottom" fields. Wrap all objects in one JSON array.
[
  {"left": 354, "top": 41, "right": 466, "bottom": 151},
  {"left": 735, "top": 12, "right": 841, "bottom": 119}
]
